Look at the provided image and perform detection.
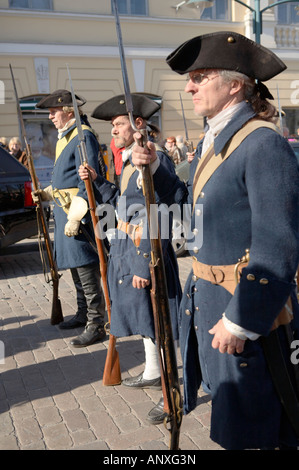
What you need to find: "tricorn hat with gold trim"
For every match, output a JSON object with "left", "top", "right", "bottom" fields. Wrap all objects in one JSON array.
[{"left": 166, "top": 31, "right": 286, "bottom": 81}]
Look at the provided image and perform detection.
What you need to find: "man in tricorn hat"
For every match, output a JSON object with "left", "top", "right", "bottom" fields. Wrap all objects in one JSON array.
[
  {"left": 132, "top": 32, "right": 299, "bottom": 449},
  {"left": 33, "top": 90, "right": 106, "bottom": 347},
  {"left": 78, "top": 93, "right": 183, "bottom": 423}
]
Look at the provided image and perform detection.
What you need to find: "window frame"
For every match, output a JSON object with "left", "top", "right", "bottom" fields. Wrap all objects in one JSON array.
[
  {"left": 111, "top": 0, "right": 148, "bottom": 17},
  {"left": 9, "top": 0, "right": 53, "bottom": 10},
  {"left": 276, "top": 2, "right": 299, "bottom": 25},
  {"left": 200, "top": 0, "right": 229, "bottom": 21}
]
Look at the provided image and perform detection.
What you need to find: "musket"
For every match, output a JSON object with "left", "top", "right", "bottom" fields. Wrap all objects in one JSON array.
[
  {"left": 66, "top": 65, "right": 121, "bottom": 386},
  {"left": 112, "top": 0, "right": 183, "bottom": 450},
  {"left": 9, "top": 64, "right": 63, "bottom": 326},
  {"left": 179, "top": 93, "right": 193, "bottom": 153}
]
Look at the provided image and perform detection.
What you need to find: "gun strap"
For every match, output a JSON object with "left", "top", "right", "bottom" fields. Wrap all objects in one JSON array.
[{"left": 36, "top": 209, "right": 51, "bottom": 284}]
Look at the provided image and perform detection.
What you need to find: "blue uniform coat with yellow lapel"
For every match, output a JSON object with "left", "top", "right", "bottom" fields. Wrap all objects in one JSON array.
[
  {"left": 178, "top": 103, "right": 299, "bottom": 449},
  {"left": 91, "top": 149, "right": 185, "bottom": 340},
  {"left": 51, "top": 121, "right": 100, "bottom": 270}
]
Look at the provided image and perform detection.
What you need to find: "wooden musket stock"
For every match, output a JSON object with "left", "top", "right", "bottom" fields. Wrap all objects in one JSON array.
[
  {"left": 9, "top": 64, "right": 63, "bottom": 326},
  {"left": 82, "top": 161, "right": 121, "bottom": 386}
]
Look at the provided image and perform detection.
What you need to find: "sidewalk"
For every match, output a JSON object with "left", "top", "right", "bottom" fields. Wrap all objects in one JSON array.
[{"left": 0, "top": 235, "right": 222, "bottom": 451}]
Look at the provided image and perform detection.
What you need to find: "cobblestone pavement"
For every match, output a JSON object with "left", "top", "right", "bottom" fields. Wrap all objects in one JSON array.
[{"left": 0, "top": 231, "right": 222, "bottom": 451}]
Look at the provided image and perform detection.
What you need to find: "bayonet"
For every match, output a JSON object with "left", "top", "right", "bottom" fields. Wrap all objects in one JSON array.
[{"left": 179, "top": 93, "right": 193, "bottom": 153}]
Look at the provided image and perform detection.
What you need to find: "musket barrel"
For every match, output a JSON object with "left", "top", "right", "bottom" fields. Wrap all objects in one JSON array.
[
  {"left": 67, "top": 65, "right": 121, "bottom": 386},
  {"left": 112, "top": 0, "right": 182, "bottom": 448}
]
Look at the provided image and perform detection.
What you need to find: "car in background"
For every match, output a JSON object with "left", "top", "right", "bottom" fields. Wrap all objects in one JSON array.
[{"left": 0, "top": 146, "right": 38, "bottom": 249}]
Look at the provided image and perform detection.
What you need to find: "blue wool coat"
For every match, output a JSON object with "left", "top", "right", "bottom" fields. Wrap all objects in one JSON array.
[
  {"left": 91, "top": 150, "right": 185, "bottom": 340},
  {"left": 51, "top": 122, "right": 100, "bottom": 270},
  {"left": 177, "top": 104, "right": 299, "bottom": 449}
]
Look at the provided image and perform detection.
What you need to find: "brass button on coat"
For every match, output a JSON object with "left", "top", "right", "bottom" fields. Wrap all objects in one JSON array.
[{"left": 259, "top": 278, "right": 269, "bottom": 285}]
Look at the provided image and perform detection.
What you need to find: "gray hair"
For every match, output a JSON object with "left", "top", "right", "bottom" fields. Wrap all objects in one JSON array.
[{"left": 218, "top": 69, "right": 277, "bottom": 122}]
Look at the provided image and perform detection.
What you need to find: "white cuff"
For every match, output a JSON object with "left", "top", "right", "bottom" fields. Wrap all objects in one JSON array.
[{"left": 222, "top": 313, "right": 260, "bottom": 341}]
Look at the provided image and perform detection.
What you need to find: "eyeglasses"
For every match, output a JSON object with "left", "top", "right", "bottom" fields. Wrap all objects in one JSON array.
[{"left": 187, "top": 73, "right": 219, "bottom": 86}]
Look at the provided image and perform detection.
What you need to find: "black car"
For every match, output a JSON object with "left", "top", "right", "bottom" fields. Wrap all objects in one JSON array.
[{"left": 0, "top": 146, "right": 38, "bottom": 249}]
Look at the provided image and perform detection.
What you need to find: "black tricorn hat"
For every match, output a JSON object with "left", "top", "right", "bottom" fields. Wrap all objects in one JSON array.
[
  {"left": 36, "top": 89, "right": 86, "bottom": 109},
  {"left": 91, "top": 94, "right": 160, "bottom": 121},
  {"left": 166, "top": 31, "right": 286, "bottom": 81}
]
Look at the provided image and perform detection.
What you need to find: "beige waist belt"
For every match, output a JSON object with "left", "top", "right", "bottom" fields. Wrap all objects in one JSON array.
[
  {"left": 117, "top": 219, "right": 143, "bottom": 248},
  {"left": 192, "top": 258, "right": 243, "bottom": 295},
  {"left": 192, "top": 258, "right": 292, "bottom": 330}
]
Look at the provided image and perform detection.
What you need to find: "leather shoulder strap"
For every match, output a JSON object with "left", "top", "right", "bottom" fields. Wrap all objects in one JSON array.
[
  {"left": 120, "top": 160, "right": 137, "bottom": 195},
  {"left": 193, "top": 120, "right": 280, "bottom": 209}
]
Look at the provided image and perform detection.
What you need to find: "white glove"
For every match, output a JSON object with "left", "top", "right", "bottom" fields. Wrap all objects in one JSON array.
[
  {"left": 31, "top": 185, "right": 53, "bottom": 203},
  {"left": 64, "top": 220, "right": 81, "bottom": 237},
  {"left": 64, "top": 196, "right": 88, "bottom": 237}
]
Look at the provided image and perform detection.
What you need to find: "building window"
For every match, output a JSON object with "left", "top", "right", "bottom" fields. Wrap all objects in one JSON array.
[
  {"left": 276, "top": 2, "right": 299, "bottom": 24},
  {"left": 111, "top": 0, "right": 147, "bottom": 16},
  {"left": 201, "top": 0, "right": 229, "bottom": 20},
  {"left": 285, "top": 108, "right": 299, "bottom": 139},
  {"left": 9, "top": 0, "right": 52, "bottom": 9}
]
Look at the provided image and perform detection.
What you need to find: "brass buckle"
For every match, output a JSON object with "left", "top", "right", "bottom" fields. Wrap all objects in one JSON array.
[{"left": 209, "top": 266, "right": 225, "bottom": 285}]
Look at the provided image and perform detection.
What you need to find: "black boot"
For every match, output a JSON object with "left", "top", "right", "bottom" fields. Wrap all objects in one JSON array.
[
  {"left": 59, "top": 312, "right": 87, "bottom": 329},
  {"left": 70, "top": 323, "right": 106, "bottom": 347},
  {"left": 147, "top": 397, "right": 168, "bottom": 425}
]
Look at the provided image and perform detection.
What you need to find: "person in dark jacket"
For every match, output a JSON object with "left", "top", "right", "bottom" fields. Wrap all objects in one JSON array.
[
  {"left": 132, "top": 32, "right": 299, "bottom": 450},
  {"left": 8, "top": 137, "right": 28, "bottom": 167},
  {"left": 33, "top": 90, "right": 106, "bottom": 347},
  {"left": 78, "top": 93, "right": 185, "bottom": 424}
]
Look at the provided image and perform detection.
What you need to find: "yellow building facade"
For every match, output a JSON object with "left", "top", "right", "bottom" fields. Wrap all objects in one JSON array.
[{"left": 1, "top": 0, "right": 298, "bottom": 171}]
